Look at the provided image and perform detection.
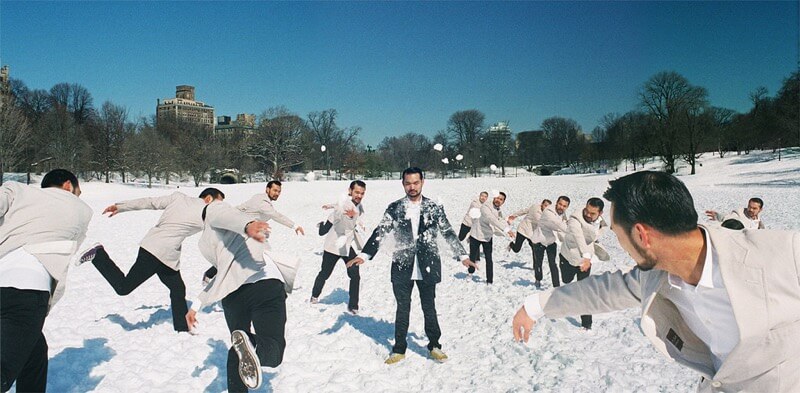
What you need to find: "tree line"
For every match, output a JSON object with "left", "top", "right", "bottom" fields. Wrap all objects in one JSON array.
[{"left": 1, "top": 70, "right": 797, "bottom": 186}]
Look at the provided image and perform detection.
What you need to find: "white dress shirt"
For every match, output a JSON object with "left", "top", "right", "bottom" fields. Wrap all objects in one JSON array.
[{"left": 406, "top": 199, "right": 424, "bottom": 281}]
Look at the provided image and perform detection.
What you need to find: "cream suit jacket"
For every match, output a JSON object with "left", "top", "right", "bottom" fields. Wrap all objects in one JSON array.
[{"left": 537, "top": 225, "right": 800, "bottom": 392}]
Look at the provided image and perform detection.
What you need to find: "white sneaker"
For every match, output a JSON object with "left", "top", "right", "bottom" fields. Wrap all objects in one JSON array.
[
  {"left": 310, "top": 297, "right": 319, "bottom": 304},
  {"left": 76, "top": 243, "right": 103, "bottom": 266},
  {"left": 231, "top": 330, "right": 262, "bottom": 389}
]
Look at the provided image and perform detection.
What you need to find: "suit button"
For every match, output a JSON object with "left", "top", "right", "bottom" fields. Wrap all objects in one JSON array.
[{"left": 711, "top": 381, "right": 722, "bottom": 388}]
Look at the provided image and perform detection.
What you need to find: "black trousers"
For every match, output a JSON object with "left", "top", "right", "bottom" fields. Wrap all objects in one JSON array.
[
  {"left": 559, "top": 255, "right": 592, "bottom": 329},
  {"left": 533, "top": 243, "right": 560, "bottom": 287},
  {"left": 468, "top": 237, "right": 494, "bottom": 283},
  {"left": 91, "top": 247, "right": 189, "bottom": 331},
  {"left": 391, "top": 280, "right": 440, "bottom": 355},
  {"left": 457, "top": 224, "right": 470, "bottom": 242},
  {"left": 311, "top": 249, "right": 360, "bottom": 310},
  {"left": 1, "top": 287, "right": 50, "bottom": 393},
  {"left": 222, "top": 279, "right": 287, "bottom": 393}
]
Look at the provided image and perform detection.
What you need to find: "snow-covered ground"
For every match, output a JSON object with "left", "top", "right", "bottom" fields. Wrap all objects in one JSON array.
[{"left": 11, "top": 150, "right": 800, "bottom": 392}]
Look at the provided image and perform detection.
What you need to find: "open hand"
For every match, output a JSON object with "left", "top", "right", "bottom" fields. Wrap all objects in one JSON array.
[
  {"left": 245, "top": 221, "right": 270, "bottom": 242},
  {"left": 512, "top": 306, "right": 536, "bottom": 343},
  {"left": 103, "top": 204, "right": 119, "bottom": 217},
  {"left": 346, "top": 256, "right": 365, "bottom": 268}
]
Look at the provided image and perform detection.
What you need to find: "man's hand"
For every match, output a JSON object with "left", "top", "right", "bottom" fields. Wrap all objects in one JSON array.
[
  {"left": 704, "top": 210, "right": 719, "bottom": 221},
  {"left": 295, "top": 226, "right": 305, "bottom": 236},
  {"left": 344, "top": 208, "right": 357, "bottom": 218},
  {"left": 186, "top": 309, "right": 198, "bottom": 331},
  {"left": 103, "top": 204, "right": 119, "bottom": 217},
  {"left": 507, "top": 215, "right": 516, "bottom": 223},
  {"left": 507, "top": 231, "right": 515, "bottom": 239},
  {"left": 346, "top": 256, "right": 365, "bottom": 268},
  {"left": 322, "top": 203, "right": 335, "bottom": 209},
  {"left": 580, "top": 259, "right": 591, "bottom": 272},
  {"left": 462, "top": 258, "right": 478, "bottom": 270},
  {"left": 245, "top": 221, "right": 270, "bottom": 242},
  {"left": 512, "top": 306, "right": 536, "bottom": 343}
]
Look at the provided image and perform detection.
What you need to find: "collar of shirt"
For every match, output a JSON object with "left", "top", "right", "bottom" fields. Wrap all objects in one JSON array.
[{"left": 668, "top": 227, "right": 715, "bottom": 290}]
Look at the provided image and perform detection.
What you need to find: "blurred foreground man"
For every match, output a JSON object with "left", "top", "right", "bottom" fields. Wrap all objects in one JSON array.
[
  {"left": 1, "top": 170, "right": 92, "bottom": 392},
  {"left": 513, "top": 171, "right": 800, "bottom": 392}
]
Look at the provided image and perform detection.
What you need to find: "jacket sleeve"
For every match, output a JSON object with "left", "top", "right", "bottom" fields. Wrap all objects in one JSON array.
[
  {"left": 205, "top": 202, "right": 253, "bottom": 235},
  {"left": 260, "top": 200, "right": 296, "bottom": 229},
  {"left": 435, "top": 203, "right": 468, "bottom": 258},
  {"left": 539, "top": 209, "right": 567, "bottom": 232},
  {"left": 538, "top": 268, "right": 646, "bottom": 318},
  {"left": 116, "top": 192, "right": 179, "bottom": 213},
  {"left": 568, "top": 216, "right": 593, "bottom": 260},
  {"left": 481, "top": 203, "right": 509, "bottom": 233},
  {"left": 361, "top": 204, "right": 396, "bottom": 259}
]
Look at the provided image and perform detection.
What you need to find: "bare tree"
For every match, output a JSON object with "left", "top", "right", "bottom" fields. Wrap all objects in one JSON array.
[
  {"left": 540, "top": 116, "right": 582, "bottom": 166},
  {"left": 248, "top": 107, "right": 308, "bottom": 180},
  {"left": 0, "top": 98, "right": 31, "bottom": 184},
  {"left": 127, "top": 118, "right": 169, "bottom": 188},
  {"left": 447, "top": 109, "right": 485, "bottom": 177},
  {"left": 92, "top": 101, "right": 129, "bottom": 182},
  {"left": 378, "top": 133, "right": 432, "bottom": 172},
  {"left": 639, "top": 71, "right": 707, "bottom": 173},
  {"left": 49, "top": 83, "right": 94, "bottom": 125},
  {"left": 307, "top": 109, "right": 360, "bottom": 175}
]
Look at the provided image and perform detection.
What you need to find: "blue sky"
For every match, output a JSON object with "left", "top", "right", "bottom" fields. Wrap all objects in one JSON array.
[{"left": 1, "top": 1, "right": 797, "bottom": 146}]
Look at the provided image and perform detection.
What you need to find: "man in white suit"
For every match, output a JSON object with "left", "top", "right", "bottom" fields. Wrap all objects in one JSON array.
[
  {"left": 557, "top": 197, "right": 607, "bottom": 330},
  {"left": 311, "top": 180, "right": 366, "bottom": 313},
  {"left": 704, "top": 197, "right": 765, "bottom": 229},
  {"left": 1, "top": 169, "right": 93, "bottom": 393},
  {"left": 77, "top": 188, "right": 225, "bottom": 333},
  {"left": 458, "top": 191, "right": 489, "bottom": 241},
  {"left": 513, "top": 171, "right": 800, "bottom": 392},
  {"left": 467, "top": 192, "right": 513, "bottom": 284},
  {"left": 508, "top": 199, "right": 551, "bottom": 284}
]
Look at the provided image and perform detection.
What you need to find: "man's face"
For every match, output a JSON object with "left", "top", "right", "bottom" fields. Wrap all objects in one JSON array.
[
  {"left": 540, "top": 200, "right": 551, "bottom": 211},
  {"left": 609, "top": 205, "right": 658, "bottom": 271},
  {"left": 266, "top": 185, "right": 282, "bottom": 201},
  {"left": 493, "top": 194, "right": 506, "bottom": 208},
  {"left": 746, "top": 201, "right": 762, "bottom": 219},
  {"left": 583, "top": 205, "right": 602, "bottom": 223},
  {"left": 555, "top": 198, "right": 570, "bottom": 215},
  {"left": 402, "top": 173, "right": 424, "bottom": 198},
  {"left": 350, "top": 185, "right": 366, "bottom": 205},
  {"left": 479, "top": 192, "right": 489, "bottom": 204}
]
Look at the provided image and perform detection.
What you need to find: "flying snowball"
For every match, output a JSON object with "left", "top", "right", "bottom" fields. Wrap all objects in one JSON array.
[
  {"left": 320, "top": 145, "right": 327, "bottom": 152},
  {"left": 490, "top": 164, "right": 498, "bottom": 172},
  {"left": 469, "top": 207, "right": 482, "bottom": 219},
  {"left": 441, "top": 158, "right": 449, "bottom": 164},
  {"left": 305, "top": 171, "right": 316, "bottom": 182},
  {"left": 433, "top": 143, "right": 443, "bottom": 152},
  {"left": 455, "top": 154, "right": 464, "bottom": 161}
]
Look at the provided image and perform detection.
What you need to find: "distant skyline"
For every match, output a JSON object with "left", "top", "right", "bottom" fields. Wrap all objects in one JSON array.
[{"left": 1, "top": 1, "right": 798, "bottom": 146}]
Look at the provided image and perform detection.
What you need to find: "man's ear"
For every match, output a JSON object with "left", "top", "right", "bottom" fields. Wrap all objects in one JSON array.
[
  {"left": 633, "top": 223, "right": 650, "bottom": 248},
  {"left": 61, "top": 180, "right": 74, "bottom": 193}
]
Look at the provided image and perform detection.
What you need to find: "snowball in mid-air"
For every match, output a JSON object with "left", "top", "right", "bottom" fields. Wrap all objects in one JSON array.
[
  {"left": 305, "top": 171, "right": 316, "bottom": 182},
  {"left": 469, "top": 207, "right": 482, "bottom": 219},
  {"left": 433, "top": 143, "right": 443, "bottom": 152},
  {"left": 490, "top": 164, "right": 498, "bottom": 172},
  {"left": 320, "top": 145, "right": 327, "bottom": 152},
  {"left": 441, "top": 158, "right": 449, "bottom": 164},
  {"left": 455, "top": 154, "right": 464, "bottom": 161}
]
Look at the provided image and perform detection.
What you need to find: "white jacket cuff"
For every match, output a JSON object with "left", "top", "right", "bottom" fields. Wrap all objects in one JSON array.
[
  {"left": 523, "top": 294, "right": 545, "bottom": 320},
  {"left": 190, "top": 298, "right": 202, "bottom": 312},
  {"left": 582, "top": 252, "right": 592, "bottom": 259},
  {"left": 357, "top": 252, "right": 372, "bottom": 261}
]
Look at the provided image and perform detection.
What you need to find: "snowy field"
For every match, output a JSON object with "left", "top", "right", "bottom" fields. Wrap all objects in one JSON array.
[{"left": 12, "top": 150, "right": 800, "bottom": 392}]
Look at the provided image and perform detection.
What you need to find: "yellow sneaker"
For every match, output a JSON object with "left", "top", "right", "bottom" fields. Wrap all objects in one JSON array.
[
  {"left": 384, "top": 353, "right": 405, "bottom": 365},
  {"left": 429, "top": 348, "right": 448, "bottom": 363}
]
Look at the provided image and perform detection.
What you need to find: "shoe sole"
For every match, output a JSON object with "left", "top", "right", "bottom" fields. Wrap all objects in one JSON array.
[
  {"left": 232, "top": 330, "right": 262, "bottom": 389},
  {"left": 385, "top": 355, "right": 405, "bottom": 365}
]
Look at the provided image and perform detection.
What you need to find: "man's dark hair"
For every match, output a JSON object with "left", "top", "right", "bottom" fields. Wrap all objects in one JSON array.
[
  {"left": 199, "top": 187, "right": 225, "bottom": 200},
  {"left": 498, "top": 191, "right": 507, "bottom": 199},
  {"left": 749, "top": 197, "right": 764, "bottom": 208},
  {"left": 603, "top": 171, "right": 697, "bottom": 235},
  {"left": 267, "top": 180, "right": 282, "bottom": 189},
  {"left": 41, "top": 169, "right": 79, "bottom": 189},
  {"left": 721, "top": 219, "right": 745, "bottom": 230},
  {"left": 542, "top": 199, "right": 552, "bottom": 205},
  {"left": 557, "top": 195, "right": 570, "bottom": 205},
  {"left": 350, "top": 180, "right": 366, "bottom": 189},
  {"left": 401, "top": 167, "right": 424, "bottom": 181},
  {"left": 587, "top": 197, "right": 604, "bottom": 211}
]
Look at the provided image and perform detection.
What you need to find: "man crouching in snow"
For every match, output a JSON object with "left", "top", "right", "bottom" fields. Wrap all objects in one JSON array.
[{"left": 185, "top": 200, "right": 287, "bottom": 392}]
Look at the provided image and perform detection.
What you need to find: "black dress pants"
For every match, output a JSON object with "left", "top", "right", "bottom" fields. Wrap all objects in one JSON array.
[
  {"left": 222, "top": 279, "right": 287, "bottom": 393},
  {"left": 1, "top": 287, "right": 50, "bottom": 393},
  {"left": 457, "top": 224, "right": 470, "bottom": 242},
  {"left": 311, "top": 249, "right": 360, "bottom": 310},
  {"left": 391, "top": 280, "right": 440, "bottom": 355},
  {"left": 533, "top": 243, "right": 560, "bottom": 287},
  {"left": 559, "top": 255, "right": 592, "bottom": 329},
  {"left": 468, "top": 237, "right": 494, "bottom": 283},
  {"left": 91, "top": 247, "right": 189, "bottom": 331}
]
